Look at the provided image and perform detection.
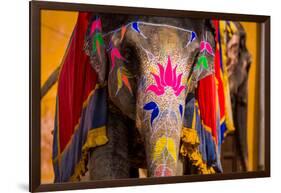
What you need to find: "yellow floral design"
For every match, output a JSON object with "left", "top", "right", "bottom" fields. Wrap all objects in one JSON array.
[{"left": 153, "top": 136, "right": 177, "bottom": 162}]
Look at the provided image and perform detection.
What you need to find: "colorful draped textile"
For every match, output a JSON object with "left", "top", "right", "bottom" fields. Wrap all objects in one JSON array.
[
  {"left": 181, "top": 93, "right": 220, "bottom": 173},
  {"left": 181, "top": 71, "right": 224, "bottom": 173},
  {"left": 180, "top": 20, "right": 235, "bottom": 173},
  {"left": 195, "top": 74, "right": 223, "bottom": 172},
  {"left": 52, "top": 13, "right": 108, "bottom": 182},
  {"left": 213, "top": 20, "right": 235, "bottom": 141},
  {"left": 181, "top": 50, "right": 223, "bottom": 172}
]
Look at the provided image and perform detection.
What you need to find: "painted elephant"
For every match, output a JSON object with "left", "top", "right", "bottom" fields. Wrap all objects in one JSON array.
[
  {"left": 52, "top": 12, "right": 223, "bottom": 182},
  {"left": 84, "top": 14, "right": 218, "bottom": 179}
]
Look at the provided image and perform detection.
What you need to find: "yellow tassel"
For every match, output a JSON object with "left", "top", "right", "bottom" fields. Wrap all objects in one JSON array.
[
  {"left": 180, "top": 127, "right": 216, "bottom": 174},
  {"left": 69, "top": 126, "right": 109, "bottom": 181},
  {"left": 181, "top": 127, "right": 200, "bottom": 145}
]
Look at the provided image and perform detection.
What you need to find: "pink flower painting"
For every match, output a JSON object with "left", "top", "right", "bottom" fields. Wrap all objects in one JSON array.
[{"left": 146, "top": 56, "right": 186, "bottom": 96}]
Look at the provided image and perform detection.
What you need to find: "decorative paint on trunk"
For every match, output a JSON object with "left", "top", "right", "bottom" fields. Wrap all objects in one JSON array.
[{"left": 139, "top": 54, "right": 191, "bottom": 176}]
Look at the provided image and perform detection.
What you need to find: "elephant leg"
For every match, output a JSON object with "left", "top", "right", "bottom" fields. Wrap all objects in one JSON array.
[{"left": 88, "top": 104, "right": 130, "bottom": 180}]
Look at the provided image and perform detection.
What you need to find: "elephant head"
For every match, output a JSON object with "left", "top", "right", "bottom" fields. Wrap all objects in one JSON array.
[
  {"left": 224, "top": 22, "right": 251, "bottom": 99},
  {"left": 86, "top": 15, "right": 215, "bottom": 177},
  {"left": 222, "top": 22, "right": 252, "bottom": 168}
]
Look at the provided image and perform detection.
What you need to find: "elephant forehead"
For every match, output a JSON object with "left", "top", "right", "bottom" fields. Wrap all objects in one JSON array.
[
  {"left": 150, "top": 28, "right": 182, "bottom": 52},
  {"left": 137, "top": 24, "right": 193, "bottom": 59}
]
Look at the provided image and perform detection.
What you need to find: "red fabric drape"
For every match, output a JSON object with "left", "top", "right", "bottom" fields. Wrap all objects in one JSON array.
[
  {"left": 196, "top": 74, "right": 218, "bottom": 143},
  {"left": 57, "top": 13, "right": 97, "bottom": 152},
  {"left": 213, "top": 19, "right": 226, "bottom": 121}
]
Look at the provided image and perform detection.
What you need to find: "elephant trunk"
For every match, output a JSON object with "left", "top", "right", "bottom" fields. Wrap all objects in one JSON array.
[
  {"left": 145, "top": 107, "right": 183, "bottom": 177},
  {"left": 136, "top": 56, "right": 187, "bottom": 177}
]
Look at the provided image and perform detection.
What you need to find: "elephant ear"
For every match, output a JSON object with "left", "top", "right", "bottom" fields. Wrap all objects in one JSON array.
[
  {"left": 186, "top": 23, "right": 215, "bottom": 93},
  {"left": 84, "top": 16, "right": 108, "bottom": 85},
  {"left": 106, "top": 26, "right": 138, "bottom": 120},
  {"left": 193, "top": 34, "right": 215, "bottom": 82}
]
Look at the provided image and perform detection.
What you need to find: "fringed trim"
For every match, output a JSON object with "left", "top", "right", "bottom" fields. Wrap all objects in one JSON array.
[
  {"left": 180, "top": 127, "right": 216, "bottom": 174},
  {"left": 69, "top": 126, "right": 108, "bottom": 181},
  {"left": 181, "top": 127, "right": 200, "bottom": 146}
]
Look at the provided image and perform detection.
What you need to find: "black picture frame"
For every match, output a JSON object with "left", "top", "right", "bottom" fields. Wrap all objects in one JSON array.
[{"left": 29, "top": 1, "right": 270, "bottom": 192}]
